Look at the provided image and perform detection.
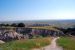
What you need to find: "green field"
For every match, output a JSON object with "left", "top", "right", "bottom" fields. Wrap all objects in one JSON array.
[
  {"left": 0, "top": 37, "right": 51, "bottom": 50},
  {"left": 29, "top": 26, "right": 60, "bottom": 31},
  {"left": 57, "top": 37, "right": 75, "bottom": 50}
]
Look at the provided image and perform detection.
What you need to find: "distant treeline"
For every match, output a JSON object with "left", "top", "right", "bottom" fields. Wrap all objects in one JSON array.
[
  {"left": 0, "top": 23, "right": 25, "bottom": 27},
  {"left": 0, "top": 23, "right": 50, "bottom": 27}
]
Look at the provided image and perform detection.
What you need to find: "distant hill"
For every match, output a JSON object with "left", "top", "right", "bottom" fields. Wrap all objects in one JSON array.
[{"left": 0, "top": 19, "right": 75, "bottom": 28}]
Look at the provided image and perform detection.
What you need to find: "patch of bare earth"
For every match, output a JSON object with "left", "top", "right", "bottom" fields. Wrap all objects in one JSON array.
[{"left": 0, "top": 40, "right": 5, "bottom": 44}]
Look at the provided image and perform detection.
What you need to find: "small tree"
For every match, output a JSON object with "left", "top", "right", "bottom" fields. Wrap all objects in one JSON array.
[
  {"left": 11, "top": 23, "right": 17, "bottom": 27},
  {"left": 0, "top": 24, "right": 4, "bottom": 27},
  {"left": 5, "top": 24, "right": 10, "bottom": 27},
  {"left": 17, "top": 23, "right": 25, "bottom": 27},
  {"left": 0, "top": 24, "right": 8, "bottom": 27}
]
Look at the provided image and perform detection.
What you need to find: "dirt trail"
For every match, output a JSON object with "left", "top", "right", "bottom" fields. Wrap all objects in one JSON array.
[
  {"left": 32, "top": 37, "right": 63, "bottom": 50},
  {"left": 43, "top": 37, "right": 63, "bottom": 50}
]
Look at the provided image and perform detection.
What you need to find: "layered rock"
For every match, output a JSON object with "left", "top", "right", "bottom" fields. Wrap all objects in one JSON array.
[
  {"left": 0, "top": 30, "right": 24, "bottom": 42},
  {"left": 0, "top": 27, "right": 64, "bottom": 41},
  {"left": 30, "top": 29, "right": 64, "bottom": 37}
]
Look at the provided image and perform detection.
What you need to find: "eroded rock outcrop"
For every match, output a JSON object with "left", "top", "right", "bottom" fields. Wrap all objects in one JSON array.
[
  {"left": 30, "top": 29, "right": 64, "bottom": 37},
  {"left": 0, "top": 30, "right": 24, "bottom": 42},
  {"left": 0, "top": 27, "right": 64, "bottom": 41}
]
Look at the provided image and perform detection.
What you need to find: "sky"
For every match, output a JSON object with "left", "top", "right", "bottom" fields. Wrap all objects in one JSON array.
[{"left": 0, "top": 0, "right": 75, "bottom": 21}]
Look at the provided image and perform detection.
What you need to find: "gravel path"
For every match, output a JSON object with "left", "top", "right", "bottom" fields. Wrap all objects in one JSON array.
[{"left": 32, "top": 37, "right": 63, "bottom": 50}]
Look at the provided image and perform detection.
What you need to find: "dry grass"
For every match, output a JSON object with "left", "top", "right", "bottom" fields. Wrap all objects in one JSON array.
[{"left": 0, "top": 37, "right": 51, "bottom": 50}]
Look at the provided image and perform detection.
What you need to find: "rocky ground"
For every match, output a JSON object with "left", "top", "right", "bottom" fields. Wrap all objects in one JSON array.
[{"left": 0, "top": 40, "right": 5, "bottom": 44}]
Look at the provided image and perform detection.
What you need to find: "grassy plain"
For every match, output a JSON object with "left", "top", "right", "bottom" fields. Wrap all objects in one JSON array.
[{"left": 57, "top": 37, "right": 75, "bottom": 50}]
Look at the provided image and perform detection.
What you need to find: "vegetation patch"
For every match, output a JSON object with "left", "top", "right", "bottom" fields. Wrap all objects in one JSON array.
[
  {"left": 0, "top": 37, "right": 51, "bottom": 50},
  {"left": 57, "top": 37, "right": 75, "bottom": 50},
  {"left": 29, "top": 26, "right": 60, "bottom": 31}
]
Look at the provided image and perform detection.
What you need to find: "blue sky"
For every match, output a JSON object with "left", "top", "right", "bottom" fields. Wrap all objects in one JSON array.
[{"left": 0, "top": 0, "right": 75, "bottom": 21}]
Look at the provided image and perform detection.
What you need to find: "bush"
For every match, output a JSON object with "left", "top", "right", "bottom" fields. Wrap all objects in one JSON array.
[{"left": 17, "top": 23, "right": 25, "bottom": 27}]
